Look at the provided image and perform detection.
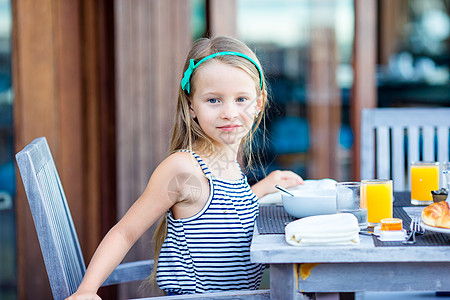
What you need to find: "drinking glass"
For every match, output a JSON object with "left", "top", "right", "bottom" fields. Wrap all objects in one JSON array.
[
  {"left": 361, "top": 179, "right": 393, "bottom": 226},
  {"left": 336, "top": 182, "right": 368, "bottom": 229},
  {"left": 410, "top": 161, "right": 439, "bottom": 205},
  {"left": 442, "top": 162, "right": 450, "bottom": 191}
]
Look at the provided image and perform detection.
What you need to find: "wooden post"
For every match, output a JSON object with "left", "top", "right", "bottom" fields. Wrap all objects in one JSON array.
[
  {"left": 13, "top": 0, "right": 84, "bottom": 298},
  {"left": 307, "top": 26, "right": 341, "bottom": 180},
  {"left": 13, "top": 0, "right": 116, "bottom": 298},
  {"left": 378, "top": 0, "right": 409, "bottom": 65},
  {"left": 114, "top": 0, "right": 191, "bottom": 297},
  {"left": 207, "top": 0, "right": 237, "bottom": 37},
  {"left": 351, "top": 0, "right": 377, "bottom": 181}
]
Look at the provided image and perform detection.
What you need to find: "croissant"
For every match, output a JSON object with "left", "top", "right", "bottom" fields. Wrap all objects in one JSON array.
[{"left": 421, "top": 201, "right": 450, "bottom": 229}]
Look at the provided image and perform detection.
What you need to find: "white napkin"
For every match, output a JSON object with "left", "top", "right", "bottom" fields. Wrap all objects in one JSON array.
[
  {"left": 259, "top": 178, "right": 337, "bottom": 205},
  {"left": 285, "top": 213, "right": 360, "bottom": 246}
]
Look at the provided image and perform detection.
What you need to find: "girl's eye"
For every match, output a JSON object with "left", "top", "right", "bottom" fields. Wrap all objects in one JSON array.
[
  {"left": 207, "top": 98, "right": 219, "bottom": 104},
  {"left": 236, "top": 97, "right": 247, "bottom": 103}
]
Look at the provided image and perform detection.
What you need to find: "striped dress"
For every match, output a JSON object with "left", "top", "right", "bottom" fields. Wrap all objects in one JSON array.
[{"left": 156, "top": 150, "right": 264, "bottom": 294}]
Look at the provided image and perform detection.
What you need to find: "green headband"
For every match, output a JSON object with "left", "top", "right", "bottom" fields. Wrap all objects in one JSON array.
[{"left": 180, "top": 51, "right": 263, "bottom": 94}]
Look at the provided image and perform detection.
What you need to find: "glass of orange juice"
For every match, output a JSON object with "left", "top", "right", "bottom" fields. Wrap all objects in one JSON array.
[
  {"left": 410, "top": 161, "right": 439, "bottom": 205},
  {"left": 361, "top": 179, "right": 393, "bottom": 226}
]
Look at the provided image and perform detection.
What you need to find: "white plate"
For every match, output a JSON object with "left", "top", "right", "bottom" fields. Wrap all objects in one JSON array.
[{"left": 421, "top": 222, "right": 450, "bottom": 234}]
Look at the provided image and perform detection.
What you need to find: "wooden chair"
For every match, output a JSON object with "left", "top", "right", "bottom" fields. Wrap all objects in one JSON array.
[
  {"left": 360, "top": 107, "right": 450, "bottom": 191},
  {"left": 16, "top": 137, "right": 270, "bottom": 300},
  {"left": 16, "top": 137, "right": 153, "bottom": 300}
]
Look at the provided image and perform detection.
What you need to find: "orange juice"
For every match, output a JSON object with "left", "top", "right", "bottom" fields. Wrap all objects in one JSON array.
[
  {"left": 411, "top": 162, "right": 439, "bottom": 205},
  {"left": 362, "top": 179, "right": 393, "bottom": 225}
]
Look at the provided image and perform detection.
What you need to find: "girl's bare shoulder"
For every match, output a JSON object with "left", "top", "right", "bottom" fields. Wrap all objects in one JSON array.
[
  {"left": 157, "top": 151, "right": 201, "bottom": 175},
  {"left": 157, "top": 151, "right": 208, "bottom": 207}
]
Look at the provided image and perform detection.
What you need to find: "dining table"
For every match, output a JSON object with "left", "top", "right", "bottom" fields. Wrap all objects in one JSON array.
[{"left": 251, "top": 192, "right": 450, "bottom": 300}]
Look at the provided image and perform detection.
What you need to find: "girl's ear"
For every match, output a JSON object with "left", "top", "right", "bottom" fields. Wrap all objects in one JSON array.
[
  {"left": 189, "top": 106, "right": 197, "bottom": 119},
  {"left": 255, "top": 89, "right": 266, "bottom": 115},
  {"left": 187, "top": 97, "right": 197, "bottom": 118}
]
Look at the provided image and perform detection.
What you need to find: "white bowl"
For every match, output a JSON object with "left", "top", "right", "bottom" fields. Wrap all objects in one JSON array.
[{"left": 282, "top": 189, "right": 337, "bottom": 218}]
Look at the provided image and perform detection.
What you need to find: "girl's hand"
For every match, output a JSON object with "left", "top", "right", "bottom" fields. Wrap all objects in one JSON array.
[
  {"left": 65, "top": 291, "right": 101, "bottom": 300},
  {"left": 251, "top": 170, "right": 303, "bottom": 198}
]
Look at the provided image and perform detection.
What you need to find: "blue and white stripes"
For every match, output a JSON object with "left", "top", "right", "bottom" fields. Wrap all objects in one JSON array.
[{"left": 156, "top": 150, "right": 264, "bottom": 294}]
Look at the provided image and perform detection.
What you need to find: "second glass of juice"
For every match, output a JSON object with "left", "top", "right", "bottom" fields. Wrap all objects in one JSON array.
[
  {"left": 410, "top": 161, "right": 439, "bottom": 205},
  {"left": 361, "top": 179, "right": 393, "bottom": 226}
]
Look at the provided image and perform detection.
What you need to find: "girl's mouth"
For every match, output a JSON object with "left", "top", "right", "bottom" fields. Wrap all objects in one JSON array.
[{"left": 217, "top": 125, "right": 242, "bottom": 132}]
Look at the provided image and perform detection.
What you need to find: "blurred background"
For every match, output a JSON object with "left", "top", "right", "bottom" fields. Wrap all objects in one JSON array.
[{"left": 1, "top": 0, "right": 449, "bottom": 299}]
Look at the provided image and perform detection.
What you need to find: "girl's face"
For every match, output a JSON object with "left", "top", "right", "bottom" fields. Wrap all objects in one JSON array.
[{"left": 189, "top": 60, "right": 263, "bottom": 149}]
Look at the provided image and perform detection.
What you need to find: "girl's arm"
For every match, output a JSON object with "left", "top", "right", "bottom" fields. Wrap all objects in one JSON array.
[
  {"left": 66, "top": 154, "right": 188, "bottom": 300},
  {"left": 251, "top": 170, "right": 303, "bottom": 199}
]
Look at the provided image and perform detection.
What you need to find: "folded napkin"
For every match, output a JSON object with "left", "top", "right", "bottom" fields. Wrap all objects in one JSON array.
[
  {"left": 259, "top": 178, "right": 337, "bottom": 205},
  {"left": 285, "top": 213, "right": 360, "bottom": 246}
]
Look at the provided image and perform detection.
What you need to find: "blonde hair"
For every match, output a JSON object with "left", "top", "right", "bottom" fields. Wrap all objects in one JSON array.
[{"left": 149, "top": 36, "right": 268, "bottom": 286}]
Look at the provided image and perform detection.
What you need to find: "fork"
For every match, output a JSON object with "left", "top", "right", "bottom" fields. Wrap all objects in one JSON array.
[{"left": 403, "top": 217, "right": 425, "bottom": 244}]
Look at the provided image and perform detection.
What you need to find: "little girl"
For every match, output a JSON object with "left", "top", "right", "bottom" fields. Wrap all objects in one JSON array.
[{"left": 68, "top": 36, "right": 302, "bottom": 299}]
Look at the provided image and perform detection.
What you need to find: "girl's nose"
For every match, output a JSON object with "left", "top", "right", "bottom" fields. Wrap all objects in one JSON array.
[{"left": 221, "top": 103, "right": 238, "bottom": 119}]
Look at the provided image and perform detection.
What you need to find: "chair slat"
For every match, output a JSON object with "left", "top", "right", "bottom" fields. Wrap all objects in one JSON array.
[
  {"left": 437, "top": 126, "right": 449, "bottom": 163},
  {"left": 103, "top": 260, "right": 154, "bottom": 286},
  {"left": 391, "top": 127, "right": 405, "bottom": 191},
  {"left": 376, "top": 126, "right": 390, "bottom": 180},
  {"left": 407, "top": 126, "right": 420, "bottom": 163},
  {"left": 407, "top": 126, "right": 420, "bottom": 191},
  {"left": 360, "top": 109, "right": 375, "bottom": 180},
  {"left": 34, "top": 154, "right": 86, "bottom": 297},
  {"left": 47, "top": 167, "right": 84, "bottom": 291},
  {"left": 422, "top": 126, "right": 435, "bottom": 161}
]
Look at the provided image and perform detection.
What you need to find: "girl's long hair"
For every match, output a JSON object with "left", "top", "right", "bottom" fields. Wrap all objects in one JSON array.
[{"left": 149, "top": 36, "right": 268, "bottom": 285}]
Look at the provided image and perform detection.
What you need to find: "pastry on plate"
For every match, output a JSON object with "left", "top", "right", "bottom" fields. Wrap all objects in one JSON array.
[{"left": 421, "top": 201, "right": 450, "bottom": 229}]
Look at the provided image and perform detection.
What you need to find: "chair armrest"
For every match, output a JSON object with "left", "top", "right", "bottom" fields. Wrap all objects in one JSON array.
[{"left": 102, "top": 259, "right": 154, "bottom": 286}]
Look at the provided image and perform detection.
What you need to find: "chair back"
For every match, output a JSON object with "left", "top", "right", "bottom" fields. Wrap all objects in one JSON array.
[
  {"left": 16, "top": 137, "right": 86, "bottom": 300},
  {"left": 361, "top": 108, "right": 450, "bottom": 191}
]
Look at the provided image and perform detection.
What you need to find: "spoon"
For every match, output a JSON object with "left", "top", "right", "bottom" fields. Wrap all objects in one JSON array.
[{"left": 275, "top": 185, "right": 294, "bottom": 197}]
